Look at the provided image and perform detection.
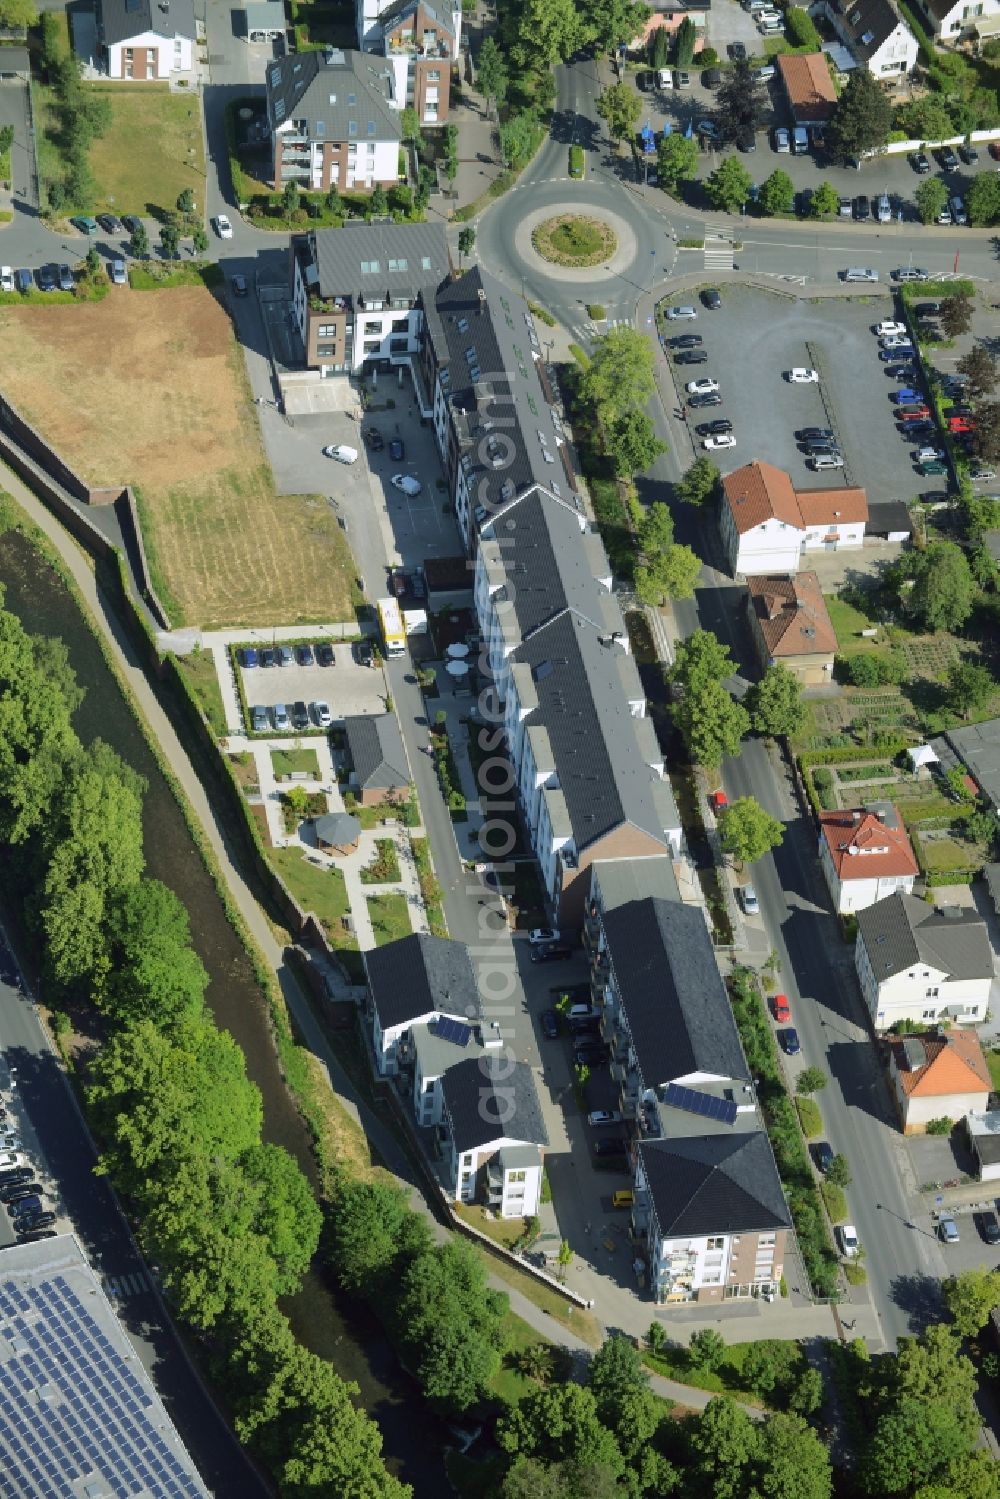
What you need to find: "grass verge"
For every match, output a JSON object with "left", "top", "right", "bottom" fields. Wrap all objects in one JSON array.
[
  {"left": 174, "top": 647, "right": 226, "bottom": 736},
  {"left": 367, "top": 891, "right": 411, "bottom": 945}
]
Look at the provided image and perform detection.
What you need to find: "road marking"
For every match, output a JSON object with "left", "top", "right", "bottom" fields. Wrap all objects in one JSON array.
[{"left": 739, "top": 237, "right": 887, "bottom": 255}]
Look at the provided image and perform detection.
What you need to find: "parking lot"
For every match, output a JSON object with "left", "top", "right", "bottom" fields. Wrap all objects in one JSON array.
[
  {"left": 665, "top": 285, "right": 951, "bottom": 505},
  {"left": 0, "top": 943, "right": 63, "bottom": 1249},
  {"left": 236, "top": 642, "right": 388, "bottom": 725}
]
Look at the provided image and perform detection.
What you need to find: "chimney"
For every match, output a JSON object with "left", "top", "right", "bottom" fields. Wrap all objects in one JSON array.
[
  {"left": 852, "top": 810, "right": 861, "bottom": 823},
  {"left": 478, "top": 287, "right": 486, "bottom": 314}
]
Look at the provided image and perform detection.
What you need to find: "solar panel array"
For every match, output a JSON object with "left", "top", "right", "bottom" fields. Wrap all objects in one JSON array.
[
  {"left": 663, "top": 1082, "right": 739, "bottom": 1128},
  {"left": 435, "top": 1016, "right": 472, "bottom": 1048},
  {"left": 0, "top": 1273, "right": 205, "bottom": 1499}
]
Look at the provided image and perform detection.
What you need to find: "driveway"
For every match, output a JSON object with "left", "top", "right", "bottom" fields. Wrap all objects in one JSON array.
[
  {"left": 671, "top": 285, "right": 951, "bottom": 505},
  {"left": 0, "top": 75, "right": 35, "bottom": 208}
]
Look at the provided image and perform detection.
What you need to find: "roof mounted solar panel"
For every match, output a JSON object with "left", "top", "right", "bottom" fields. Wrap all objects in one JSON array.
[
  {"left": 435, "top": 1017, "right": 472, "bottom": 1047},
  {"left": 663, "top": 1082, "right": 738, "bottom": 1127}
]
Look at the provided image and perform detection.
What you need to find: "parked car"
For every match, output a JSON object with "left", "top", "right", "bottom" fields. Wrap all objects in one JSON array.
[
  {"left": 388, "top": 438, "right": 405, "bottom": 460},
  {"left": 919, "top": 461, "right": 948, "bottom": 475},
  {"left": 230, "top": 273, "right": 248, "bottom": 297},
  {"left": 295, "top": 644, "right": 314, "bottom": 666},
  {"left": 71, "top": 216, "right": 99, "bottom": 236},
  {"left": 892, "top": 388, "right": 922, "bottom": 403},
  {"left": 772, "top": 993, "right": 791, "bottom": 1023},
  {"left": 214, "top": 214, "right": 234, "bottom": 239},
  {"left": 14, "top": 268, "right": 32, "bottom": 294},
  {"left": 838, "top": 1223, "right": 860, "bottom": 1257},
  {"left": 529, "top": 928, "right": 560, "bottom": 946},
  {"left": 787, "top": 368, "right": 819, "bottom": 383},
  {"left": 853, "top": 195, "right": 870, "bottom": 220},
  {"left": 811, "top": 1141, "right": 834, "bottom": 1173},
  {"left": 323, "top": 444, "right": 359, "bottom": 464},
  {"left": 976, "top": 1209, "right": 1000, "bottom": 1244},
  {"left": 938, "top": 1213, "right": 960, "bottom": 1244},
  {"left": 250, "top": 705, "right": 269, "bottom": 732},
  {"left": 914, "top": 446, "right": 945, "bottom": 463},
  {"left": 574, "top": 1044, "right": 608, "bottom": 1066},
  {"left": 97, "top": 213, "right": 124, "bottom": 234},
  {"left": 0, "top": 1183, "right": 42, "bottom": 1205},
  {"left": 728, "top": 40, "right": 747, "bottom": 58},
  {"left": 531, "top": 944, "right": 573, "bottom": 963},
  {"left": 316, "top": 643, "right": 335, "bottom": 667},
  {"left": 354, "top": 640, "right": 374, "bottom": 667},
  {"left": 58, "top": 264, "right": 74, "bottom": 292},
  {"left": 674, "top": 69, "right": 691, "bottom": 88},
  {"left": 110, "top": 260, "right": 127, "bottom": 286},
  {"left": 741, "top": 884, "right": 759, "bottom": 914},
  {"left": 11, "top": 1195, "right": 42, "bottom": 1221},
  {"left": 703, "top": 433, "right": 736, "bottom": 451},
  {"left": 797, "top": 427, "right": 835, "bottom": 442},
  {"left": 17, "top": 1211, "right": 55, "bottom": 1232},
  {"left": 540, "top": 1009, "right": 559, "bottom": 1039},
  {"left": 916, "top": 302, "right": 942, "bottom": 318},
  {"left": 948, "top": 417, "right": 976, "bottom": 433},
  {"left": 593, "top": 1136, "right": 627, "bottom": 1159},
  {"left": 910, "top": 150, "right": 931, "bottom": 173},
  {"left": 780, "top": 1027, "right": 800, "bottom": 1054},
  {"left": 701, "top": 288, "right": 722, "bottom": 310},
  {"left": 686, "top": 378, "right": 720, "bottom": 395},
  {"left": 588, "top": 1110, "right": 623, "bottom": 1127},
  {"left": 710, "top": 788, "right": 729, "bottom": 810},
  {"left": 259, "top": 647, "right": 276, "bottom": 668},
  {"left": 290, "top": 701, "right": 309, "bottom": 731},
  {"left": 391, "top": 473, "right": 422, "bottom": 496},
  {"left": 876, "top": 321, "right": 907, "bottom": 337},
  {"left": 697, "top": 420, "right": 733, "bottom": 438},
  {"left": 666, "top": 306, "right": 697, "bottom": 320},
  {"left": 18, "top": 1229, "right": 56, "bottom": 1242},
  {"left": 612, "top": 1190, "right": 635, "bottom": 1209},
  {"left": 671, "top": 333, "right": 702, "bottom": 349},
  {"left": 277, "top": 645, "right": 293, "bottom": 667},
  {"left": 937, "top": 145, "right": 959, "bottom": 169},
  {"left": 969, "top": 464, "right": 997, "bottom": 481},
  {"left": 122, "top": 215, "right": 143, "bottom": 237},
  {"left": 893, "top": 267, "right": 928, "bottom": 282},
  {"left": 238, "top": 647, "right": 258, "bottom": 669},
  {"left": 272, "top": 703, "right": 290, "bottom": 731},
  {"left": 688, "top": 392, "right": 723, "bottom": 408},
  {"left": 310, "top": 700, "right": 332, "bottom": 729},
  {"left": 410, "top": 568, "right": 427, "bottom": 601},
  {"left": 773, "top": 127, "right": 790, "bottom": 153},
  {"left": 676, "top": 348, "right": 709, "bottom": 365},
  {"left": 0, "top": 1167, "right": 32, "bottom": 1187}
]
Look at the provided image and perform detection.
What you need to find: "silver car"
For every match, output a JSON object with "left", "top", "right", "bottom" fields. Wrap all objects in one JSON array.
[{"left": 741, "top": 884, "right": 760, "bottom": 914}]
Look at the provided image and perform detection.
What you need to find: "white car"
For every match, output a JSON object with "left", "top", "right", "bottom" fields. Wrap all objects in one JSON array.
[
  {"left": 880, "top": 335, "right": 911, "bottom": 350},
  {"left": 787, "top": 368, "right": 819, "bottom": 384},
  {"left": 915, "top": 446, "right": 945, "bottom": 463},
  {"left": 703, "top": 433, "right": 736, "bottom": 451},
  {"left": 529, "top": 927, "right": 560, "bottom": 946},
  {"left": 0, "top": 266, "right": 13, "bottom": 293},
  {"left": 587, "top": 1110, "right": 623, "bottom": 1127},
  {"left": 311, "top": 700, "right": 332, "bottom": 728},
  {"left": 214, "top": 214, "right": 234, "bottom": 239},
  {"left": 875, "top": 320, "right": 906, "bottom": 337},
  {"left": 773, "top": 127, "right": 790, "bottom": 153},
  {"left": 686, "top": 377, "right": 719, "bottom": 395},
  {"left": 323, "top": 444, "right": 359, "bottom": 465},
  {"left": 838, "top": 1223, "right": 860, "bottom": 1258},
  {"left": 666, "top": 305, "right": 697, "bottom": 320},
  {"left": 391, "top": 473, "right": 422, "bottom": 495},
  {"left": 0, "top": 1152, "right": 22, "bottom": 1169}
]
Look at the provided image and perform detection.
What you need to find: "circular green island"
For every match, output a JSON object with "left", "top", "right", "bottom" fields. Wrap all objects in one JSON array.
[{"left": 531, "top": 214, "right": 617, "bottom": 268}]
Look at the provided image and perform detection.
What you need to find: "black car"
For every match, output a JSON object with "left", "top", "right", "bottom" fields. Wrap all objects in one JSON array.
[
  {"left": 354, "top": 640, "right": 374, "bottom": 667},
  {"left": 316, "top": 642, "right": 335, "bottom": 667},
  {"left": 736, "top": 130, "right": 757, "bottom": 153},
  {"left": 290, "top": 700, "right": 309, "bottom": 731},
  {"left": 853, "top": 195, "right": 870, "bottom": 221},
  {"left": 701, "top": 288, "right": 722, "bottom": 310},
  {"left": 592, "top": 1137, "right": 627, "bottom": 1158},
  {"left": 122, "top": 215, "right": 143, "bottom": 236},
  {"left": 17, "top": 1229, "right": 56, "bottom": 1243},
  {"left": 976, "top": 1210, "right": 1000, "bottom": 1244},
  {"left": 573, "top": 1045, "right": 607, "bottom": 1067},
  {"left": 295, "top": 644, "right": 314, "bottom": 666},
  {"left": 910, "top": 150, "right": 931, "bottom": 174},
  {"left": 947, "top": 404, "right": 974, "bottom": 417},
  {"left": 688, "top": 392, "right": 723, "bottom": 409},
  {"left": 540, "top": 1009, "right": 559, "bottom": 1039},
  {"left": 916, "top": 302, "right": 941, "bottom": 319},
  {"left": 388, "top": 438, "right": 405, "bottom": 461},
  {"left": 260, "top": 647, "right": 276, "bottom": 668},
  {"left": 728, "top": 41, "right": 747, "bottom": 59},
  {"left": 958, "top": 143, "right": 979, "bottom": 165},
  {"left": 17, "top": 1211, "right": 56, "bottom": 1233},
  {"left": 97, "top": 212, "right": 124, "bottom": 234},
  {"left": 676, "top": 349, "right": 708, "bottom": 365},
  {"left": 697, "top": 419, "right": 733, "bottom": 437},
  {"left": 0, "top": 1167, "right": 32, "bottom": 1188},
  {"left": 811, "top": 1142, "right": 834, "bottom": 1173},
  {"left": 0, "top": 1183, "right": 42, "bottom": 1205},
  {"left": 904, "top": 422, "right": 936, "bottom": 438},
  {"left": 795, "top": 189, "right": 814, "bottom": 217},
  {"left": 37, "top": 264, "right": 57, "bottom": 291},
  {"left": 671, "top": 334, "right": 702, "bottom": 349},
  {"left": 797, "top": 427, "right": 836, "bottom": 442},
  {"left": 12, "top": 1195, "right": 42, "bottom": 1221},
  {"left": 635, "top": 71, "right": 653, "bottom": 92},
  {"left": 569, "top": 1014, "right": 601, "bottom": 1035},
  {"left": 938, "top": 145, "right": 959, "bottom": 170},
  {"left": 231, "top": 274, "right": 248, "bottom": 297},
  {"left": 364, "top": 427, "right": 385, "bottom": 451},
  {"left": 531, "top": 944, "right": 573, "bottom": 964}
]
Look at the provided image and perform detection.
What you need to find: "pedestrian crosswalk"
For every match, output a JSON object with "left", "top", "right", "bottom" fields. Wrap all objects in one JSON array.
[
  {"left": 103, "top": 1270, "right": 153, "bottom": 1300},
  {"left": 704, "top": 226, "right": 735, "bottom": 272},
  {"left": 571, "top": 315, "right": 630, "bottom": 346}
]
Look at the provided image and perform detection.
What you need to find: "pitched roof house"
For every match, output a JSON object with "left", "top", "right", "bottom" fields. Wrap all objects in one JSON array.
[
  {"left": 719, "top": 460, "right": 868, "bottom": 576},
  {"left": 855, "top": 893, "right": 994, "bottom": 1030},
  {"left": 820, "top": 0, "right": 918, "bottom": 81},
  {"left": 343, "top": 713, "right": 411, "bottom": 804},
  {"left": 746, "top": 571, "right": 838, "bottom": 685},
  {"left": 265, "top": 48, "right": 401, "bottom": 193},
  {"left": 358, "top": 0, "right": 459, "bottom": 124},
  {"left": 910, "top": 0, "right": 1000, "bottom": 44},
  {"left": 363, "top": 932, "right": 482, "bottom": 1074},
  {"left": 818, "top": 803, "right": 919, "bottom": 913},
  {"left": 886, "top": 1029, "right": 991, "bottom": 1133},
  {"left": 777, "top": 52, "right": 838, "bottom": 123},
  {"left": 439, "top": 1056, "right": 548, "bottom": 1216},
  {"left": 98, "top": 0, "right": 195, "bottom": 79}
]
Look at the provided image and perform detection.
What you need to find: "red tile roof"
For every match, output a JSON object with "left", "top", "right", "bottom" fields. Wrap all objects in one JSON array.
[
  {"left": 819, "top": 806, "right": 919, "bottom": 882},
  {"left": 796, "top": 487, "right": 869, "bottom": 527},
  {"left": 723, "top": 463, "right": 869, "bottom": 535},
  {"left": 890, "top": 1029, "right": 991, "bottom": 1098},
  {"left": 746, "top": 571, "right": 838, "bottom": 657},
  {"left": 776, "top": 52, "right": 837, "bottom": 122}
]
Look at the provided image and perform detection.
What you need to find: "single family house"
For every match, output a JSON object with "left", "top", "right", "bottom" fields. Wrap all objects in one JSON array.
[
  {"left": 746, "top": 572, "right": 838, "bottom": 686},
  {"left": 855, "top": 893, "right": 994, "bottom": 1030},
  {"left": 886, "top": 1029, "right": 991, "bottom": 1134},
  {"left": 818, "top": 803, "right": 918, "bottom": 914},
  {"left": 344, "top": 713, "right": 411, "bottom": 805}
]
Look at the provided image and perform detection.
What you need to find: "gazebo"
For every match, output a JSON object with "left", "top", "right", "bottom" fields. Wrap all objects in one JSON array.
[{"left": 313, "top": 811, "right": 361, "bottom": 855}]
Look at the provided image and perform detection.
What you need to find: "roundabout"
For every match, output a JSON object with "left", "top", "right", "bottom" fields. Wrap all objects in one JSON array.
[
  {"left": 531, "top": 213, "right": 618, "bottom": 268},
  {"left": 513, "top": 201, "right": 641, "bottom": 286}
]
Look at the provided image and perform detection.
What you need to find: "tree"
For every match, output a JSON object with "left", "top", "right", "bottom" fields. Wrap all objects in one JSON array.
[
  {"left": 827, "top": 67, "right": 892, "bottom": 163},
  {"left": 176, "top": 187, "right": 195, "bottom": 216},
  {"left": 948, "top": 660, "right": 995, "bottom": 720},
  {"left": 685, "top": 1397, "right": 758, "bottom": 1499},
  {"left": 0, "top": 0, "right": 38, "bottom": 26},
  {"left": 705, "top": 156, "right": 752, "bottom": 213},
  {"left": 159, "top": 222, "right": 180, "bottom": 260},
  {"left": 689, "top": 1328, "right": 727, "bottom": 1371},
  {"left": 397, "top": 1239, "right": 508, "bottom": 1412},
  {"left": 281, "top": 179, "right": 300, "bottom": 217},
  {"left": 324, "top": 182, "right": 342, "bottom": 215},
  {"left": 650, "top": 25, "right": 670, "bottom": 69},
  {"left": 740, "top": 1340, "right": 799, "bottom": 1397},
  {"left": 0, "top": 605, "right": 81, "bottom": 847},
  {"left": 752, "top": 1412, "right": 832, "bottom": 1499},
  {"left": 675, "top": 454, "right": 720, "bottom": 507},
  {"left": 604, "top": 407, "right": 665, "bottom": 477},
  {"left": 399, "top": 104, "right": 423, "bottom": 148},
  {"left": 596, "top": 82, "right": 642, "bottom": 144},
  {"left": 508, "top": 0, "right": 581, "bottom": 68},
  {"left": 908, "top": 542, "right": 975, "bottom": 631},
  {"left": 810, "top": 181, "right": 840, "bottom": 219},
  {"left": 974, "top": 401, "right": 1000, "bottom": 463},
  {"left": 877, "top": 1325, "right": 978, "bottom": 1433},
  {"left": 639, "top": 501, "right": 674, "bottom": 554},
  {"left": 719, "top": 796, "right": 784, "bottom": 865},
  {"left": 895, "top": 95, "right": 956, "bottom": 142},
  {"left": 327, "top": 1175, "right": 431, "bottom": 1298},
  {"left": 747, "top": 662, "right": 805, "bottom": 738},
  {"left": 85, "top": 244, "right": 101, "bottom": 278},
  {"left": 500, "top": 110, "right": 542, "bottom": 168},
  {"left": 759, "top": 168, "right": 795, "bottom": 216},
  {"left": 669, "top": 629, "right": 733, "bottom": 697},
  {"left": 368, "top": 183, "right": 388, "bottom": 218},
  {"left": 191, "top": 224, "right": 208, "bottom": 253},
  {"left": 588, "top": 1333, "right": 648, "bottom": 1419},
  {"left": 675, "top": 15, "right": 696, "bottom": 65},
  {"left": 715, "top": 60, "right": 767, "bottom": 142},
  {"left": 498, "top": 1383, "right": 625, "bottom": 1478},
  {"left": 582, "top": 326, "right": 657, "bottom": 424},
  {"left": 826, "top": 1153, "right": 851, "bottom": 1188},
  {"left": 458, "top": 226, "right": 476, "bottom": 265},
  {"left": 966, "top": 170, "right": 1000, "bottom": 227},
  {"left": 674, "top": 679, "right": 750, "bottom": 769},
  {"left": 796, "top": 1066, "right": 828, "bottom": 1095},
  {"left": 656, "top": 132, "right": 699, "bottom": 191},
  {"left": 475, "top": 36, "right": 508, "bottom": 110},
  {"left": 128, "top": 219, "right": 149, "bottom": 259},
  {"left": 864, "top": 1399, "right": 970, "bottom": 1495},
  {"left": 636, "top": 543, "right": 701, "bottom": 605},
  {"left": 240, "top": 1143, "right": 323, "bottom": 1294},
  {"left": 940, "top": 294, "right": 973, "bottom": 338},
  {"left": 103, "top": 878, "right": 209, "bottom": 1028},
  {"left": 785, "top": 6, "right": 821, "bottom": 47},
  {"left": 956, "top": 344, "right": 997, "bottom": 398},
  {"left": 583, "top": 0, "right": 652, "bottom": 55},
  {"left": 788, "top": 1366, "right": 825, "bottom": 1417},
  {"left": 943, "top": 1267, "right": 1000, "bottom": 1337}
]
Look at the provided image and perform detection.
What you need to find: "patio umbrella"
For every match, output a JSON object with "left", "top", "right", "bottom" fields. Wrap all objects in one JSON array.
[
  {"left": 446, "top": 659, "right": 471, "bottom": 677},
  {"left": 446, "top": 642, "right": 471, "bottom": 658}
]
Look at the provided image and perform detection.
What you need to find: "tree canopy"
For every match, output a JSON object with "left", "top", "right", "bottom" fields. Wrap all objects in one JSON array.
[
  {"left": 907, "top": 542, "right": 975, "bottom": 632},
  {"left": 827, "top": 68, "right": 892, "bottom": 163},
  {"left": 581, "top": 327, "right": 658, "bottom": 424},
  {"left": 596, "top": 82, "right": 642, "bottom": 143},
  {"left": 747, "top": 663, "right": 806, "bottom": 738},
  {"left": 397, "top": 1239, "right": 509, "bottom": 1412},
  {"left": 718, "top": 796, "right": 784, "bottom": 865}
]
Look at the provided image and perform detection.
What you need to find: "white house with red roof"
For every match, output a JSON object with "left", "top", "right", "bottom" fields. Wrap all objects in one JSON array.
[
  {"left": 719, "top": 460, "right": 868, "bottom": 577},
  {"left": 818, "top": 802, "right": 919, "bottom": 914}
]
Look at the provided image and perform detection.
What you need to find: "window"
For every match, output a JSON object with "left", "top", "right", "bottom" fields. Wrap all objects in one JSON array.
[
  {"left": 925, "top": 986, "right": 939, "bottom": 998},
  {"left": 349, "top": 121, "right": 358, "bottom": 137},
  {"left": 367, "top": 143, "right": 376, "bottom": 156},
  {"left": 421, "top": 256, "right": 433, "bottom": 270},
  {"left": 427, "top": 69, "right": 441, "bottom": 80},
  {"left": 348, "top": 144, "right": 357, "bottom": 156},
  {"left": 706, "top": 1237, "right": 725, "bottom": 1250},
  {"left": 348, "top": 93, "right": 357, "bottom": 106},
  {"left": 360, "top": 260, "right": 381, "bottom": 274},
  {"left": 922, "top": 1007, "right": 938, "bottom": 1020},
  {"left": 759, "top": 1234, "right": 776, "bottom": 1247},
  {"left": 508, "top": 1169, "right": 526, "bottom": 1183},
  {"left": 368, "top": 121, "right": 377, "bottom": 136},
  {"left": 317, "top": 325, "right": 336, "bottom": 336},
  {"left": 317, "top": 345, "right": 335, "bottom": 356}
]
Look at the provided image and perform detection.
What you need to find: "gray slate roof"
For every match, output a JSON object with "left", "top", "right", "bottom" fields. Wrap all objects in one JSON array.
[
  {"left": 344, "top": 713, "right": 410, "bottom": 793},
  {"left": 602, "top": 897, "right": 747, "bottom": 1087},
  {"left": 944, "top": 718, "right": 1000, "bottom": 810},
  {"left": 843, "top": 0, "right": 909, "bottom": 60},
  {"left": 856, "top": 891, "right": 994, "bottom": 983},
  {"left": 101, "top": 0, "right": 195, "bottom": 44},
  {"left": 985, "top": 863, "right": 1000, "bottom": 914},
  {"left": 639, "top": 1134, "right": 791, "bottom": 1238},
  {"left": 313, "top": 810, "right": 360, "bottom": 846},
  {"left": 592, "top": 856, "right": 681, "bottom": 913},
  {"left": 245, "top": 2, "right": 286, "bottom": 30},
  {"left": 373, "top": 0, "right": 455, "bottom": 37},
  {"left": 365, "top": 932, "right": 482, "bottom": 1030},
  {"left": 441, "top": 1056, "right": 548, "bottom": 1151},
  {"left": 311, "top": 221, "right": 450, "bottom": 302},
  {"left": 266, "top": 48, "right": 401, "bottom": 142},
  {"left": 866, "top": 500, "right": 912, "bottom": 537}
]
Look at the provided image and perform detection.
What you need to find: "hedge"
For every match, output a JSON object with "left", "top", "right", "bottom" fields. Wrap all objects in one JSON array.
[
  {"left": 796, "top": 1097, "right": 822, "bottom": 1138},
  {"left": 798, "top": 741, "right": 910, "bottom": 769}
]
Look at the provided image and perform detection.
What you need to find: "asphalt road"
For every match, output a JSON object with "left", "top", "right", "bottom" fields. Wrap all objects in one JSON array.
[{"left": 0, "top": 955, "right": 265, "bottom": 1496}]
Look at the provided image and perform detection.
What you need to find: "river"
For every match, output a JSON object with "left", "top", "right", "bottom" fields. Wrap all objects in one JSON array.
[{"left": 0, "top": 526, "right": 444, "bottom": 1495}]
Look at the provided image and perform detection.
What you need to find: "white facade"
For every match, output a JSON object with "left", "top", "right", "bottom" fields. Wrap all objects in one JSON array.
[
  {"left": 819, "top": 840, "right": 916, "bottom": 914},
  {"left": 445, "top": 1138, "right": 544, "bottom": 1216},
  {"left": 353, "top": 304, "right": 424, "bottom": 371},
  {"left": 370, "top": 1005, "right": 469, "bottom": 1075},
  {"left": 864, "top": 17, "right": 919, "bottom": 75},
  {"left": 894, "top": 1077, "right": 989, "bottom": 1132},
  {"left": 856, "top": 941, "right": 991, "bottom": 1030},
  {"left": 915, "top": 0, "right": 1000, "bottom": 41},
  {"left": 802, "top": 518, "right": 866, "bottom": 552},
  {"left": 721, "top": 507, "right": 866, "bottom": 576},
  {"left": 357, "top": 0, "right": 462, "bottom": 54},
  {"left": 107, "top": 30, "right": 192, "bottom": 79}
]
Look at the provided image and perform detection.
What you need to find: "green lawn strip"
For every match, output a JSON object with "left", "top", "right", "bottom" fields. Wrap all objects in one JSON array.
[
  {"left": 174, "top": 649, "right": 227, "bottom": 737},
  {"left": 411, "top": 836, "right": 447, "bottom": 937},
  {"left": 271, "top": 747, "right": 321, "bottom": 778},
  {"left": 823, "top": 593, "right": 884, "bottom": 651},
  {"left": 269, "top": 846, "right": 353, "bottom": 940},
  {"left": 85, "top": 83, "right": 205, "bottom": 215},
  {"left": 987, "top": 1050, "right": 1000, "bottom": 1093},
  {"left": 129, "top": 262, "right": 223, "bottom": 291},
  {"left": 643, "top": 1339, "right": 804, "bottom": 1409},
  {"left": 366, "top": 891, "right": 411, "bottom": 945}
]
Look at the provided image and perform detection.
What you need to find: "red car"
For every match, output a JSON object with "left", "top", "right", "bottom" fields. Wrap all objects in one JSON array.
[
  {"left": 710, "top": 789, "right": 728, "bottom": 812},
  {"left": 948, "top": 417, "right": 976, "bottom": 433},
  {"left": 772, "top": 993, "right": 791, "bottom": 1023}
]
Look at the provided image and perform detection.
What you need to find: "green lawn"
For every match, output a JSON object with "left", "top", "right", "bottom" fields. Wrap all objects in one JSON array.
[
  {"left": 824, "top": 594, "right": 885, "bottom": 652},
  {"left": 911, "top": 831, "right": 982, "bottom": 873},
  {"left": 175, "top": 648, "right": 226, "bottom": 736},
  {"left": 367, "top": 892, "right": 411, "bottom": 946},
  {"left": 85, "top": 84, "right": 206, "bottom": 216},
  {"left": 987, "top": 1050, "right": 1000, "bottom": 1093},
  {"left": 270, "top": 847, "right": 353, "bottom": 941},
  {"left": 271, "top": 747, "right": 321, "bottom": 779},
  {"left": 644, "top": 1338, "right": 805, "bottom": 1408}
]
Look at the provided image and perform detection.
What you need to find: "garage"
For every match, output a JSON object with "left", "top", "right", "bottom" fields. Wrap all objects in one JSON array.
[{"left": 244, "top": 2, "right": 286, "bottom": 43}]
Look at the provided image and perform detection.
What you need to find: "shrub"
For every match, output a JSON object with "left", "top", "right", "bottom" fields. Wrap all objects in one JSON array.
[
  {"left": 796, "top": 1097, "right": 822, "bottom": 1138},
  {"left": 700, "top": 46, "right": 719, "bottom": 65},
  {"left": 925, "top": 1117, "right": 953, "bottom": 1136},
  {"left": 786, "top": 6, "right": 822, "bottom": 47}
]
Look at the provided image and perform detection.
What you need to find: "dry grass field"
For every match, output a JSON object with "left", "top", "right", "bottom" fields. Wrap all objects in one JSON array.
[{"left": 0, "top": 290, "right": 355, "bottom": 628}]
